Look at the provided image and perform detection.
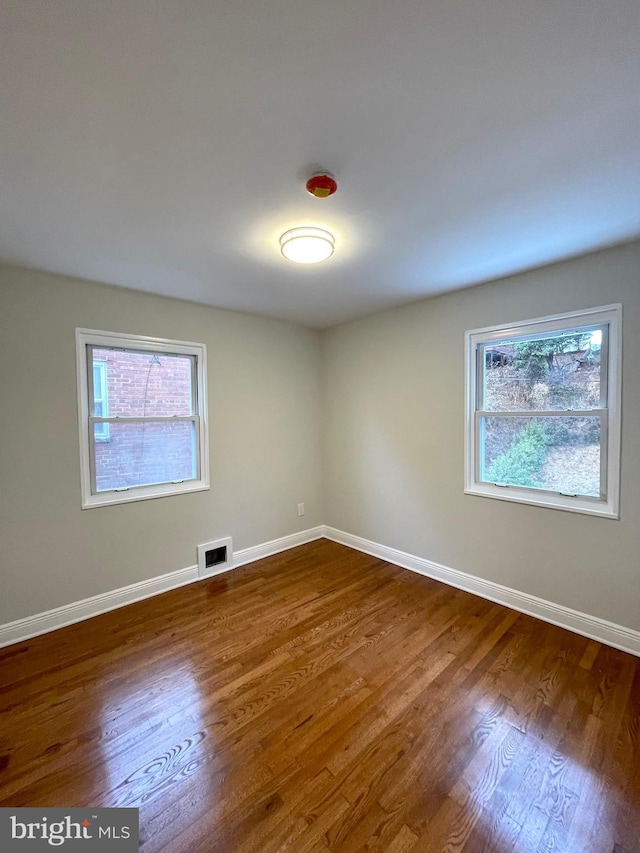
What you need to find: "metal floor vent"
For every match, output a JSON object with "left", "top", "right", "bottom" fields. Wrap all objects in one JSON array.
[{"left": 197, "top": 537, "right": 233, "bottom": 578}]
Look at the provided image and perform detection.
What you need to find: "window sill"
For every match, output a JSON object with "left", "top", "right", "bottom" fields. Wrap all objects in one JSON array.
[
  {"left": 81, "top": 480, "right": 209, "bottom": 509},
  {"left": 464, "top": 484, "right": 619, "bottom": 519}
]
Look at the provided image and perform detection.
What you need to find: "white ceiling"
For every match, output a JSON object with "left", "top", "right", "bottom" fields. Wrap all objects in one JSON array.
[{"left": 1, "top": 1, "right": 639, "bottom": 328}]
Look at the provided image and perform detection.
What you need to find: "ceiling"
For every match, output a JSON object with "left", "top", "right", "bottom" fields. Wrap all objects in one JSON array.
[{"left": 1, "top": 1, "right": 639, "bottom": 328}]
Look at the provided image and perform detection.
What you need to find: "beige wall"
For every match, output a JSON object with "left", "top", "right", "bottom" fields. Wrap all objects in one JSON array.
[
  {"left": 2, "top": 243, "right": 639, "bottom": 633},
  {"left": 322, "top": 242, "right": 640, "bottom": 631},
  {"left": 0, "top": 266, "right": 324, "bottom": 623}
]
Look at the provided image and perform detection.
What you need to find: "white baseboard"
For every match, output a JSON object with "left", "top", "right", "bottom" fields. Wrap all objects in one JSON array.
[
  {"left": 234, "top": 526, "right": 324, "bottom": 568},
  {"left": 3, "top": 524, "right": 638, "bottom": 658},
  {"left": 323, "top": 526, "right": 640, "bottom": 658},
  {"left": 0, "top": 526, "right": 324, "bottom": 649}
]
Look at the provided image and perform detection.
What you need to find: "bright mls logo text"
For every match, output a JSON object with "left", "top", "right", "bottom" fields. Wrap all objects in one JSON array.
[
  {"left": 0, "top": 808, "right": 139, "bottom": 850},
  {"left": 10, "top": 814, "right": 132, "bottom": 846}
]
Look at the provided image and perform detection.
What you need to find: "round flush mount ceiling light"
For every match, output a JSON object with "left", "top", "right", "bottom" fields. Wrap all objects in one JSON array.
[{"left": 279, "top": 227, "right": 335, "bottom": 264}]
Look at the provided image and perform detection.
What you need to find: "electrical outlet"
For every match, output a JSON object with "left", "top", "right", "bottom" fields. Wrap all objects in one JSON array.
[{"left": 297, "top": 503, "right": 305, "bottom": 517}]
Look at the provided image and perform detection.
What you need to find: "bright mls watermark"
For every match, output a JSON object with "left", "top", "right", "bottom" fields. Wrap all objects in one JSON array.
[{"left": 0, "top": 808, "right": 138, "bottom": 850}]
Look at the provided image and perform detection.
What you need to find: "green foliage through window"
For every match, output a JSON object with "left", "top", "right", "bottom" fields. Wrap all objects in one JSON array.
[{"left": 485, "top": 422, "right": 549, "bottom": 487}]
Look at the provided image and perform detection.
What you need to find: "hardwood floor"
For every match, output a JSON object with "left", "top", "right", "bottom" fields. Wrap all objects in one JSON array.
[{"left": 0, "top": 539, "right": 638, "bottom": 852}]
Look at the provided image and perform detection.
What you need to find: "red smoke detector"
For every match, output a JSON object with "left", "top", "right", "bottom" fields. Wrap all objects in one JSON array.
[{"left": 306, "top": 173, "right": 338, "bottom": 198}]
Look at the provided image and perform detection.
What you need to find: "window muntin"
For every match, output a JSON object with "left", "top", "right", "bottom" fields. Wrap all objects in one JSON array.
[
  {"left": 76, "top": 330, "right": 209, "bottom": 508},
  {"left": 465, "top": 305, "right": 621, "bottom": 518}
]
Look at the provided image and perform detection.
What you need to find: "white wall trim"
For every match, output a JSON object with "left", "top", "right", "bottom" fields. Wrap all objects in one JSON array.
[
  {"left": 0, "top": 526, "right": 324, "bottom": 649},
  {"left": 3, "top": 524, "right": 637, "bottom": 658},
  {"left": 234, "top": 526, "right": 324, "bottom": 567},
  {"left": 322, "top": 526, "right": 640, "bottom": 658}
]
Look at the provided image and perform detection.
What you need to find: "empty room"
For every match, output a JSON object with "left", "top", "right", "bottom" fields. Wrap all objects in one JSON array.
[{"left": 1, "top": 2, "right": 639, "bottom": 852}]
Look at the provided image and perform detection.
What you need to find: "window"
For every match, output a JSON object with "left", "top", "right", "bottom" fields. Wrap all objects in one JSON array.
[
  {"left": 465, "top": 304, "right": 621, "bottom": 518},
  {"left": 76, "top": 329, "right": 209, "bottom": 508},
  {"left": 93, "top": 360, "right": 109, "bottom": 441}
]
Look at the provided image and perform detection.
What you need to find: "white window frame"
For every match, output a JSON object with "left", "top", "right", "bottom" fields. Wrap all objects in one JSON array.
[
  {"left": 464, "top": 304, "right": 622, "bottom": 519},
  {"left": 76, "top": 328, "right": 209, "bottom": 509}
]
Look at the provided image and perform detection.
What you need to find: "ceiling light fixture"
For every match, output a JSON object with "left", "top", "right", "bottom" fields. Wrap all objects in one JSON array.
[{"left": 279, "top": 227, "right": 335, "bottom": 264}]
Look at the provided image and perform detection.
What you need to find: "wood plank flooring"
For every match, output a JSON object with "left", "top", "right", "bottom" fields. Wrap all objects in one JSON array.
[{"left": 0, "top": 539, "right": 638, "bottom": 852}]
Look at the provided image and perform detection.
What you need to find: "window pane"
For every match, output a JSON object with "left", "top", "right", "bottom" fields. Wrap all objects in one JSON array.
[
  {"left": 92, "top": 362, "right": 109, "bottom": 440},
  {"left": 94, "top": 421, "right": 196, "bottom": 492},
  {"left": 482, "top": 328, "right": 602, "bottom": 412},
  {"left": 480, "top": 416, "right": 601, "bottom": 497},
  {"left": 91, "top": 348, "right": 194, "bottom": 417},
  {"left": 94, "top": 418, "right": 110, "bottom": 441},
  {"left": 93, "top": 366, "right": 103, "bottom": 402},
  {"left": 93, "top": 362, "right": 107, "bottom": 412}
]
